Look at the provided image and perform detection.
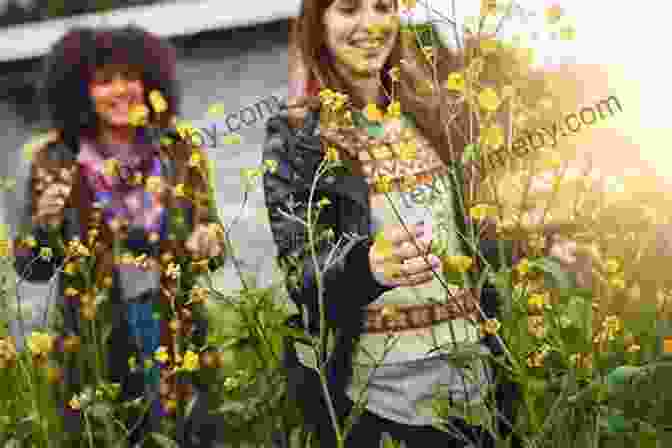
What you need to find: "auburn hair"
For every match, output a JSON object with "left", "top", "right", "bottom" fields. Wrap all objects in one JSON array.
[{"left": 288, "top": 1, "right": 481, "bottom": 171}]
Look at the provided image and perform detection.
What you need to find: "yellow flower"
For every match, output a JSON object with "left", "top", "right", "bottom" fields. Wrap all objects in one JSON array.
[
  {"left": 23, "top": 235, "right": 37, "bottom": 248},
  {"left": 527, "top": 350, "right": 546, "bottom": 368},
  {"left": 64, "top": 287, "right": 79, "bottom": 297},
  {"left": 527, "top": 315, "right": 547, "bottom": 339},
  {"left": 371, "top": 145, "right": 392, "bottom": 160},
  {"left": 388, "top": 66, "right": 401, "bottom": 82},
  {"left": 69, "top": 396, "right": 81, "bottom": 411},
  {"left": 381, "top": 304, "right": 401, "bottom": 319},
  {"left": 605, "top": 259, "right": 620, "bottom": 274},
  {"left": 173, "top": 183, "right": 186, "bottom": 198},
  {"left": 80, "top": 304, "right": 96, "bottom": 320},
  {"left": 128, "top": 356, "right": 137, "bottom": 372},
  {"left": 0, "top": 240, "right": 12, "bottom": 258},
  {"left": 609, "top": 275, "right": 626, "bottom": 290},
  {"left": 545, "top": 4, "right": 563, "bottom": 24},
  {"left": 63, "top": 335, "right": 81, "bottom": 353},
  {"left": 319, "top": 88, "right": 349, "bottom": 112},
  {"left": 188, "top": 151, "right": 202, "bottom": 168},
  {"left": 374, "top": 174, "right": 392, "bottom": 193},
  {"left": 383, "top": 262, "right": 402, "bottom": 280},
  {"left": 144, "top": 358, "right": 154, "bottom": 370},
  {"left": 160, "top": 136, "right": 174, "bottom": 147},
  {"left": 444, "top": 255, "right": 472, "bottom": 273},
  {"left": 401, "top": 174, "right": 418, "bottom": 192},
  {"left": 516, "top": 258, "right": 531, "bottom": 276},
  {"left": 182, "top": 350, "right": 200, "bottom": 372},
  {"left": 559, "top": 25, "right": 576, "bottom": 41},
  {"left": 0, "top": 337, "right": 18, "bottom": 366},
  {"left": 103, "top": 158, "right": 119, "bottom": 177},
  {"left": 364, "top": 103, "right": 384, "bottom": 122},
  {"left": 163, "top": 399, "right": 177, "bottom": 413},
  {"left": 38, "top": 247, "right": 53, "bottom": 261},
  {"left": 263, "top": 159, "right": 278, "bottom": 174},
  {"left": 421, "top": 46, "right": 434, "bottom": 64},
  {"left": 372, "top": 231, "right": 395, "bottom": 260},
  {"left": 478, "top": 87, "right": 501, "bottom": 112},
  {"left": 469, "top": 204, "right": 498, "bottom": 221},
  {"left": 128, "top": 171, "right": 143, "bottom": 186},
  {"left": 626, "top": 344, "right": 641, "bottom": 353},
  {"left": 221, "top": 134, "right": 243, "bottom": 145},
  {"left": 169, "top": 319, "right": 181, "bottom": 332},
  {"left": 602, "top": 315, "right": 622, "bottom": 337},
  {"left": 207, "top": 103, "right": 225, "bottom": 117},
  {"left": 1, "top": 177, "right": 16, "bottom": 192},
  {"left": 480, "top": 38, "right": 498, "bottom": 55},
  {"left": 400, "top": 0, "right": 416, "bottom": 11},
  {"left": 325, "top": 146, "right": 340, "bottom": 163},
  {"left": 663, "top": 336, "right": 672, "bottom": 354},
  {"left": 148, "top": 90, "right": 168, "bottom": 114},
  {"left": 26, "top": 332, "right": 54, "bottom": 357},
  {"left": 128, "top": 104, "right": 149, "bottom": 127},
  {"left": 480, "top": 318, "right": 501, "bottom": 336},
  {"left": 398, "top": 141, "right": 417, "bottom": 161},
  {"left": 165, "top": 262, "right": 181, "bottom": 280},
  {"left": 480, "top": 125, "right": 504, "bottom": 149},
  {"left": 528, "top": 292, "right": 550, "bottom": 313},
  {"left": 189, "top": 285, "right": 209, "bottom": 305},
  {"left": 386, "top": 101, "right": 401, "bottom": 119},
  {"left": 480, "top": 0, "right": 497, "bottom": 17},
  {"left": 145, "top": 176, "right": 163, "bottom": 194}
]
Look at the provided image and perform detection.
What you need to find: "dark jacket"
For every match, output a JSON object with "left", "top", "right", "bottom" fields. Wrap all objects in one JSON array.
[{"left": 262, "top": 102, "right": 520, "bottom": 437}]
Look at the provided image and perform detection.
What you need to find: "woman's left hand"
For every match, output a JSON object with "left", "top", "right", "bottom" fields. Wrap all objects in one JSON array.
[
  {"left": 547, "top": 233, "right": 593, "bottom": 289},
  {"left": 186, "top": 223, "right": 225, "bottom": 259}
]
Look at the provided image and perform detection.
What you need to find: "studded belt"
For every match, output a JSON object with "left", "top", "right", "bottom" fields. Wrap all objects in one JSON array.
[{"left": 363, "top": 290, "right": 481, "bottom": 334}]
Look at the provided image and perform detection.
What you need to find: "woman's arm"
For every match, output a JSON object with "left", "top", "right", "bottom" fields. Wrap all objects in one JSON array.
[
  {"left": 13, "top": 139, "right": 67, "bottom": 282},
  {"left": 262, "top": 106, "right": 392, "bottom": 330}
]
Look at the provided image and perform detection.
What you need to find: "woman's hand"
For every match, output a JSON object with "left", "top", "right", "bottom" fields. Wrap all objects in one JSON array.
[
  {"left": 369, "top": 223, "right": 441, "bottom": 287},
  {"left": 186, "top": 223, "right": 225, "bottom": 259},
  {"left": 547, "top": 233, "right": 593, "bottom": 289}
]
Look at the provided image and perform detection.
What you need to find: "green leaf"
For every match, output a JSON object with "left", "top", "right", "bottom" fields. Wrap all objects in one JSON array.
[
  {"left": 87, "top": 403, "right": 112, "bottom": 421},
  {"left": 606, "top": 414, "right": 630, "bottom": 434},
  {"left": 3, "top": 439, "right": 20, "bottom": 448},
  {"left": 150, "top": 433, "right": 180, "bottom": 448},
  {"left": 462, "top": 143, "right": 481, "bottom": 164},
  {"left": 531, "top": 257, "right": 575, "bottom": 290},
  {"left": 564, "top": 295, "right": 593, "bottom": 337}
]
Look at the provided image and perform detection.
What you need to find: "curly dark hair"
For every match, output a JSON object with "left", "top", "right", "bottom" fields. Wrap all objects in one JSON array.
[{"left": 40, "top": 25, "right": 180, "bottom": 147}]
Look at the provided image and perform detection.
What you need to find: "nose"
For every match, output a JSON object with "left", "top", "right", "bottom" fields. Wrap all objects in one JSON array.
[{"left": 111, "top": 76, "right": 128, "bottom": 95}]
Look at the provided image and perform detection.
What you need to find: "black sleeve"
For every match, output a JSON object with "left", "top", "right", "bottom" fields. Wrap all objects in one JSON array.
[{"left": 262, "top": 108, "right": 391, "bottom": 330}]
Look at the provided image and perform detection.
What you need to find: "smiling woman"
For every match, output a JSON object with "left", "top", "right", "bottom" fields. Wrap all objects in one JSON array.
[{"left": 12, "top": 24, "right": 226, "bottom": 447}]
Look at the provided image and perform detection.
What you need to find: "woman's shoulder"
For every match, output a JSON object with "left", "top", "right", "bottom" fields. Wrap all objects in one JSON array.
[{"left": 264, "top": 99, "right": 321, "bottom": 152}]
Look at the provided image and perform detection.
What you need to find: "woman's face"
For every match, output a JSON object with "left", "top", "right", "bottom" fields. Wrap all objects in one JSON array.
[
  {"left": 323, "top": 0, "right": 399, "bottom": 79},
  {"left": 89, "top": 63, "right": 145, "bottom": 129}
]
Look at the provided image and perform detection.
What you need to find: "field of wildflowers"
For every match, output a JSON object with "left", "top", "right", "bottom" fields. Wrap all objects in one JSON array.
[{"left": 0, "top": 1, "right": 671, "bottom": 447}]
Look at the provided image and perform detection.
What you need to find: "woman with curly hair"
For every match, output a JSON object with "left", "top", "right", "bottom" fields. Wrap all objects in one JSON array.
[{"left": 12, "top": 25, "right": 225, "bottom": 447}]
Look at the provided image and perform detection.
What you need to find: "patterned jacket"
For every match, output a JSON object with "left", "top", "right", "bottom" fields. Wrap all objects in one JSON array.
[{"left": 12, "top": 126, "right": 226, "bottom": 440}]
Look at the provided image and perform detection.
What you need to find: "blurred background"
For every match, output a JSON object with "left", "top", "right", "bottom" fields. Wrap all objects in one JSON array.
[
  {"left": 0, "top": 0, "right": 668, "bottom": 300},
  {"left": 0, "top": 0, "right": 300, "bottom": 295}
]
